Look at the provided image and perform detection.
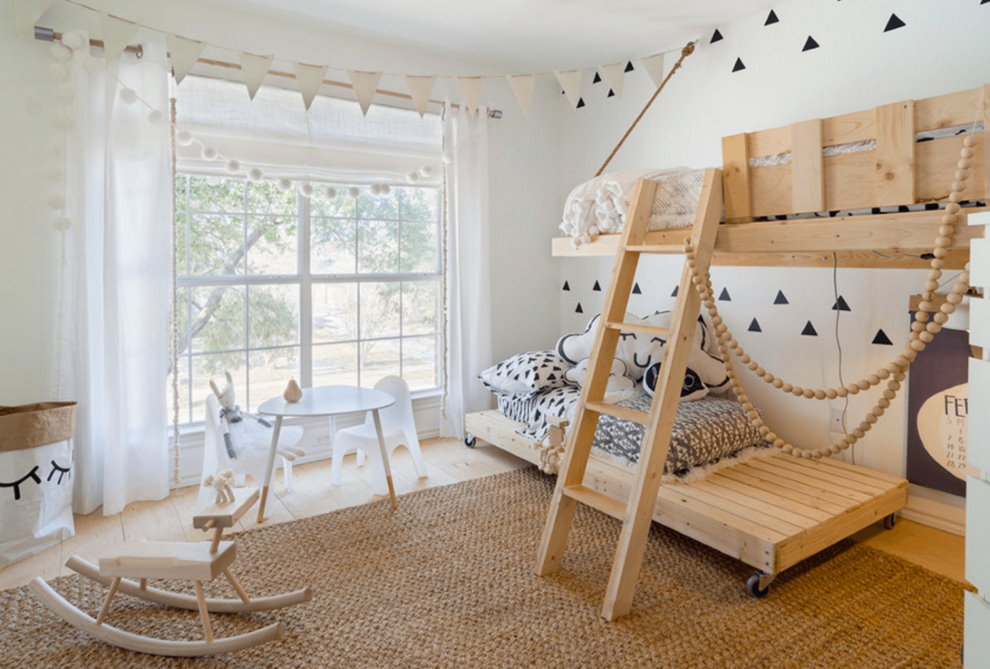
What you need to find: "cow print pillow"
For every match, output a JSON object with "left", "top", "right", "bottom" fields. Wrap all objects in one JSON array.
[{"left": 479, "top": 351, "right": 572, "bottom": 396}]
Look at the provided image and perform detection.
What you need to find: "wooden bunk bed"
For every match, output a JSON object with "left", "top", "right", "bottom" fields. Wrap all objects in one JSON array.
[{"left": 466, "top": 85, "right": 986, "bottom": 618}]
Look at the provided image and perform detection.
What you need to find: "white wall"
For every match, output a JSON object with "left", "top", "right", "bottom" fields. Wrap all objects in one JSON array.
[
  {"left": 555, "top": 0, "right": 990, "bottom": 530},
  {"left": 0, "top": 0, "right": 562, "bottom": 410}
]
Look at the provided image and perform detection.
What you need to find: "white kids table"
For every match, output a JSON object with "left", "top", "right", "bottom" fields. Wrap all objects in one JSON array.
[{"left": 256, "top": 385, "right": 396, "bottom": 522}]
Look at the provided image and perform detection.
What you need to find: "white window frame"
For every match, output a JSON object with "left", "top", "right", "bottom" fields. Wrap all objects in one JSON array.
[{"left": 172, "top": 173, "right": 444, "bottom": 427}]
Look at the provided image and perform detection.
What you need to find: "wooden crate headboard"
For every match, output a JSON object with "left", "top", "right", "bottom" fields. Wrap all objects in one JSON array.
[{"left": 721, "top": 86, "right": 989, "bottom": 223}]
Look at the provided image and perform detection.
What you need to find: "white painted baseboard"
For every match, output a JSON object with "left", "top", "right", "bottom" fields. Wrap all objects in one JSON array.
[{"left": 901, "top": 483, "right": 966, "bottom": 536}]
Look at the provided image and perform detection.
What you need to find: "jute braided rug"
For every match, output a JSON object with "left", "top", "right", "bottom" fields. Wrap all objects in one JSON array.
[{"left": 0, "top": 468, "right": 963, "bottom": 668}]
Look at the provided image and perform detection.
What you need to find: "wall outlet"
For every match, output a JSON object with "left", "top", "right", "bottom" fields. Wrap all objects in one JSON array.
[{"left": 828, "top": 406, "right": 845, "bottom": 434}]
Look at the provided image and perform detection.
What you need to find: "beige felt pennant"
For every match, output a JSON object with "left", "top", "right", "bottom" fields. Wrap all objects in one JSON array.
[
  {"left": 166, "top": 34, "right": 205, "bottom": 85},
  {"left": 348, "top": 70, "right": 383, "bottom": 116},
  {"left": 640, "top": 53, "right": 666, "bottom": 87},
  {"left": 99, "top": 12, "right": 139, "bottom": 61},
  {"left": 405, "top": 75, "right": 436, "bottom": 117},
  {"left": 456, "top": 76, "right": 486, "bottom": 113},
  {"left": 554, "top": 69, "right": 583, "bottom": 108},
  {"left": 294, "top": 62, "right": 328, "bottom": 110},
  {"left": 239, "top": 52, "right": 273, "bottom": 100},
  {"left": 505, "top": 74, "right": 535, "bottom": 116}
]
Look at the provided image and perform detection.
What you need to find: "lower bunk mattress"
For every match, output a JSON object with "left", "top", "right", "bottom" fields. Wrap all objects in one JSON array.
[{"left": 496, "top": 387, "right": 769, "bottom": 477}]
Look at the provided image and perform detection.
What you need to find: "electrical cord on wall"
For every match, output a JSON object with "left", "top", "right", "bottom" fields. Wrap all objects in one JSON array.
[{"left": 832, "top": 252, "right": 852, "bottom": 464}]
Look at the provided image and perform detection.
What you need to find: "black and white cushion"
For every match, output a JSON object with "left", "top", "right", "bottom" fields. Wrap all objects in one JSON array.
[{"left": 478, "top": 350, "right": 571, "bottom": 395}]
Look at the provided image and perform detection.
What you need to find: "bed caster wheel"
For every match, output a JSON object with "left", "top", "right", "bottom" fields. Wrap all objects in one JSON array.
[
  {"left": 464, "top": 434, "right": 477, "bottom": 448},
  {"left": 746, "top": 572, "right": 771, "bottom": 599},
  {"left": 882, "top": 513, "right": 896, "bottom": 530}
]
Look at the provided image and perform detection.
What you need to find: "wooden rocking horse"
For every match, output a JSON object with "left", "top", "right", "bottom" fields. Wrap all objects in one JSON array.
[{"left": 29, "top": 477, "right": 312, "bottom": 657}]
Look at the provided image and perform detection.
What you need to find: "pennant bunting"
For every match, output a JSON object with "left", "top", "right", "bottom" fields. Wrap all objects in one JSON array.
[
  {"left": 598, "top": 62, "right": 625, "bottom": 99},
  {"left": 239, "top": 52, "right": 273, "bottom": 100},
  {"left": 639, "top": 53, "right": 665, "bottom": 87},
  {"left": 405, "top": 75, "right": 436, "bottom": 117},
  {"left": 99, "top": 12, "right": 139, "bottom": 61},
  {"left": 166, "top": 34, "right": 205, "bottom": 85},
  {"left": 456, "top": 76, "right": 486, "bottom": 113},
  {"left": 293, "top": 62, "right": 328, "bottom": 110},
  {"left": 348, "top": 70, "right": 383, "bottom": 116},
  {"left": 554, "top": 69, "right": 583, "bottom": 108},
  {"left": 505, "top": 74, "right": 535, "bottom": 116}
]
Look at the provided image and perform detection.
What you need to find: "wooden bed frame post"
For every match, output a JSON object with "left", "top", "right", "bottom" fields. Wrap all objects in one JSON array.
[{"left": 534, "top": 169, "right": 723, "bottom": 621}]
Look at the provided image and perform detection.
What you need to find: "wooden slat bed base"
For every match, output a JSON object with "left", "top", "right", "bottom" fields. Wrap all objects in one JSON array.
[{"left": 465, "top": 410, "right": 908, "bottom": 576}]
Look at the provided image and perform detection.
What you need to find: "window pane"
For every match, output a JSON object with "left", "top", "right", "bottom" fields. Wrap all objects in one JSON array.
[
  {"left": 246, "top": 180, "right": 296, "bottom": 215},
  {"left": 402, "top": 335, "right": 438, "bottom": 391},
  {"left": 360, "top": 282, "right": 400, "bottom": 339},
  {"left": 313, "top": 342, "right": 359, "bottom": 387},
  {"left": 188, "top": 214, "right": 245, "bottom": 276},
  {"left": 358, "top": 190, "right": 399, "bottom": 220},
  {"left": 166, "top": 356, "right": 192, "bottom": 425},
  {"left": 191, "top": 354, "right": 247, "bottom": 423},
  {"left": 402, "top": 281, "right": 438, "bottom": 336},
  {"left": 310, "top": 186, "right": 356, "bottom": 218},
  {"left": 312, "top": 283, "right": 358, "bottom": 343},
  {"left": 190, "top": 286, "right": 245, "bottom": 353},
  {"left": 248, "top": 347, "right": 300, "bottom": 412},
  {"left": 398, "top": 187, "right": 439, "bottom": 221},
  {"left": 245, "top": 215, "right": 297, "bottom": 275},
  {"left": 247, "top": 284, "right": 299, "bottom": 348},
  {"left": 186, "top": 175, "right": 245, "bottom": 214},
  {"left": 399, "top": 220, "right": 438, "bottom": 273},
  {"left": 311, "top": 217, "right": 356, "bottom": 274},
  {"left": 358, "top": 220, "right": 398, "bottom": 273},
  {"left": 360, "top": 338, "right": 400, "bottom": 387}
]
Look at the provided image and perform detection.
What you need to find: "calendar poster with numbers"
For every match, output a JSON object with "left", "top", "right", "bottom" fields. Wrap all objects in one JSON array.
[{"left": 906, "top": 317, "right": 968, "bottom": 497}]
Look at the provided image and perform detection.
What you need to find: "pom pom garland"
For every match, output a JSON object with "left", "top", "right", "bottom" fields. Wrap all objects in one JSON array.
[
  {"left": 347, "top": 186, "right": 360, "bottom": 198},
  {"left": 225, "top": 159, "right": 240, "bottom": 174},
  {"left": 176, "top": 130, "right": 193, "bottom": 146},
  {"left": 247, "top": 168, "right": 264, "bottom": 182},
  {"left": 147, "top": 110, "right": 164, "bottom": 124},
  {"left": 277, "top": 178, "right": 292, "bottom": 191},
  {"left": 200, "top": 146, "right": 219, "bottom": 161},
  {"left": 325, "top": 187, "right": 337, "bottom": 199},
  {"left": 118, "top": 87, "right": 138, "bottom": 105},
  {"left": 298, "top": 182, "right": 314, "bottom": 198},
  {"left": 60, "top": 30, "right": 87, "bottom": 51}
]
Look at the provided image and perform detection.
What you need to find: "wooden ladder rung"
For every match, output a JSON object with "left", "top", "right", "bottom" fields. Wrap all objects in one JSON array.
[
  {"left": 625, "top": 244, "right": 684, "bottom": 254},
  {"left": 563, "top": 485, "right": 627, "bottom": 520},
  {"left": 585, "top": 401, "right": 651, "bottom": 425},
  {"left": 606, "top": 321, "right": 670, "bottom": 337}
]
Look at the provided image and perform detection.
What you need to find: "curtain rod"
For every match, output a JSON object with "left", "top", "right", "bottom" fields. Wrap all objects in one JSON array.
[{"left": 34, "top": 26, "right": 503, "bottom": 119}]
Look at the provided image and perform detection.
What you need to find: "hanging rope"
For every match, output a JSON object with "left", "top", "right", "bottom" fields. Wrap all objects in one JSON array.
[
  {"left": 169, "top": 97, "right": 181, "bottom": 488},
  {"left": 594, "top": 41, "right": 696, "bottom": 177}
]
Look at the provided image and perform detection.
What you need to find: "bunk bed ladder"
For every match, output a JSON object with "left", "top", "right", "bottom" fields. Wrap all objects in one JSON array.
[{"left": 534, "top": 167, "right": 723, "bottom": 621}]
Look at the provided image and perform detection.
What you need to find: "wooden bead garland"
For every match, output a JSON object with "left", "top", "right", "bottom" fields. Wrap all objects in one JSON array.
[{"left": 682, "top": 133, "right": 975, "bottom": 459}]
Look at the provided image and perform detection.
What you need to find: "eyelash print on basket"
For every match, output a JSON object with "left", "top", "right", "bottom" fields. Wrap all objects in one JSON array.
[
  {"left": 1, "top": 466, "right": 42, "bottom": 501},
  {"left": 48, "top": 460, "right": 71, "bottom": 485}
]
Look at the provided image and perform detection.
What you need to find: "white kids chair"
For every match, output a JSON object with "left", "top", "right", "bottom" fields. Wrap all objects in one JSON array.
[
  {"left": 202, "top": 394, "right": 303, "bottom": 497},
  {"left": 329, "top": 376, "right": 426, "bottom": 495}
]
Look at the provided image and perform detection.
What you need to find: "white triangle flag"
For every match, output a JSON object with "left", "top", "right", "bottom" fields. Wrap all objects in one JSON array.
[
  {"left": 640, "top": 53, "right": 665, "bottom": 88},
  {"left": 456, "top": 76, "right": 486, "bottom": 114},
  {"left": 239, "top": 52, "right": 273, "bottom": 100},
  {"left": 405, "top": 75, "right": 436, "bottom": 117},
  {"left": 166, "top": 34, "right": 204, "bottom": 85},
  {"left": 294, "top": 62, "right": 328, "bottom": 110},
  {"left": 15, "top": 0, "right": 52, "bottom": 31},
  {"left": 554, "top": 69, "right": 582, "bottom": 108},
  {"left": 348, "top": 70, "right": 382, "bottom": 116},
  {"left": 99, "top": 12, "right": 139, "bottom": 61},
  {"left": 599, "top": 62, "right": 626, "bottom": 99},
  {"left": 505, "top": 74, "right": 535, "bottom": 116}
]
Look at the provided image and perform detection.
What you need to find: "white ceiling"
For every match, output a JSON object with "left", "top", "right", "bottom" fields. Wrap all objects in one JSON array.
[{"left": 196, "top": 0, "right": 778, "bottom": 72}]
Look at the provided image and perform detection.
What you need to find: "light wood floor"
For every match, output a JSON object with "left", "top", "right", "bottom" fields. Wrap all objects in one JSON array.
[{"left": 0, "top": 439, "right": 965, "bottom": 590}]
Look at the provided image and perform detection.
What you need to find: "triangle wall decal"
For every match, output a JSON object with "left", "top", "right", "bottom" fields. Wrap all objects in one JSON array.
[
  {"left": 765, "top": 10, "right": 780, "bottom": 25},
  {"left": 718, "top": 288, "right": 731, "bottom": 301},
  {"left": 831, "top": 296, "right": 851, "bottom": 311},
  {"left": 732, "top": 57, "right": 746, "bottom": 72},
  {"left": 592, "top": 280, "right": 602, "bottom": 292},
  {"left": 576, "top": 97, "right": 586, "bottom": 109},
  {"left": 884, "top": 13, "right": 906, "bottom": 31},
  {"left": 632, "top": 283, "right": 642, "bottom": 295},
  {"left": 562, "top": 281, "right": 570, "bottom": 291},
  {"left": 671, "top": 286, "right": 679, "bottom": 297},
  {"left": 748, "top": 318, "right": 762, "bottom": 332},
  {"left": 624, "top": 61, "right": 634, "bottom": 72},
  {"left": 801, "top": 321, "right": 818, "bottom": 336},
  {"left": 872, "top": 329, "right": 894, "bottom": 345},
  {"left": 802, "top": 36, "right": 820, "bottom": 51},
  {"left": 575, "top": 303, "right": 584, "bottom": 314},
  {"left": 607, "top": 89, "right": 615, "bottom": 98},
  {"left": 774, "top": 290, "right": 789, "bottom": 305},
  {"left": 592, "top": 72, "right": 602, "bottom": 84},
  {"left": 711, "top": 29, "right": 724, "bottom": 43}
]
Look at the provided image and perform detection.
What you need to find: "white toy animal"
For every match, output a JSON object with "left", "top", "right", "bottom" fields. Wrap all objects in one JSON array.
[{"left": 203, "top": 470, "right": 236, "bottom": 505}]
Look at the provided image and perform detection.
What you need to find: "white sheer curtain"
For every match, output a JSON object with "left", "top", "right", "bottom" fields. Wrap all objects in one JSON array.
[
  {"left": 440, "top": 104, "right": 492, "bottom": 438},
  {"left": 56, "top": 40, "right": 172, "bottom": 515}
]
